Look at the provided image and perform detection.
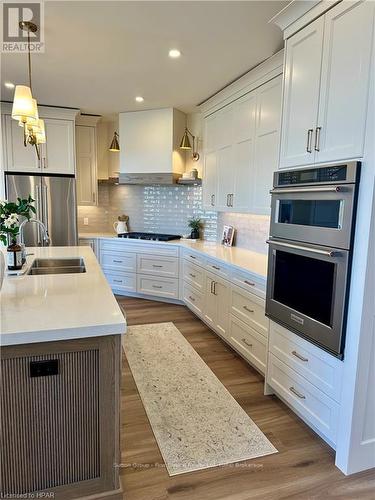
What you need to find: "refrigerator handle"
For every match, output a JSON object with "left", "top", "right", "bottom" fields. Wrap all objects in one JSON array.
[{"left": 35, "top": 185, "right": 42, "bottom": 246}]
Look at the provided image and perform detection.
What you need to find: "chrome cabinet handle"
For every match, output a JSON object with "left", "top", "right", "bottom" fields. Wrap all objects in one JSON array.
[
  {"left": 93, "top": 191, "right": 96, "bottom": 204},
  {"left": 289, "top": 386, "right": 306, "bottom": 399},
  {"left": 226, "top": 194, "right": 230, "bottom": 207},
  {"left": 267, "top": 239, "right": 338, "bottom": 257},
  {"left": 188, "top": 295, "right": 195, "bottom": 302},
  {"left": 113, "top": 260, "right": 123, "bottom": 263},
  {"left": 189, "top": 273, "right": 196, "bottom": 278},
  {"left": 212, "top": 265, "right": 220, "bottom": 270},
  {"left": 243, "top": 305, "right": 254, "bottom": 313},
  {"left": 213, "top": 281, "right": 217, "bottom": 295},
  {"left": 152, "top": 264, "right": 163, "bottom": 268},
  {"left": 210, "top": 280, "right": 214, "bottom": 294},
  {"left": 306, "top": 129, "right": 313, "bottom": 153},
  {"left": 113, "top": 279, "right": 123, "bottom": 283},
  {"left": 152, "top": 285, "right": 162, "bottom": 289},
  {"left": 190, "top": 255, "right": 196, "bottom": 259},
  {"left": 292, "top": 350, "right": 308, "bottom": 362},
  {"left": 43, "top": 157, "right": 47, "bottom": 169},
  {"left": 230, "top": 194, "right": 234, "bottom": 207},
  {"left": 314, "top": 126, "right": 322, "bottom": 151},
  {"left": 244, "top": 280, "right": 255, "bottom": 286},
  {"left": 242, "top": 338, "right": 253, "bottom": 347},
  {"left": 211, "top": 194, "right": 215, "bottom": 206}
]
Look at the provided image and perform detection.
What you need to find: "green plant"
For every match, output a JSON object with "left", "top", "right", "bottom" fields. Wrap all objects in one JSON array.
[
  {"left": 0, "top": 196, "right": 36, "bottom": 245},
  {"left": 188, "top": 217, "right": 203, "bottom": 231}
]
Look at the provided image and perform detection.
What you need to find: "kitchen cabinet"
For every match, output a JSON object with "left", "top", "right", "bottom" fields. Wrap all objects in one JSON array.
[
  {"left": 202, "top": 75, "right": 282, "bottom": 214},
  {"left": 2, "top": 106, "right": 77, "bottom": 175},
  {"left": 76, "top": 125, "right": 98, "bottom": 206},
  {"left": 279, "top": 0, "right": 375, "bottom": 168},
  {"left": 203, "top": 272, "right": 230, "bottom": 338}
]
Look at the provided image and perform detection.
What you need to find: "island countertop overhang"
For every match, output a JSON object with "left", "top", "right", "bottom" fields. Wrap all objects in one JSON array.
[{"left": 0, "top": 246, "right": 126, "bottom": 346}]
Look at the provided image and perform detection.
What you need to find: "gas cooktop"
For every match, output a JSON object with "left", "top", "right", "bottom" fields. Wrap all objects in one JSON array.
[{"left": 118, "top": 232, "right": 181, "bottom": 242}]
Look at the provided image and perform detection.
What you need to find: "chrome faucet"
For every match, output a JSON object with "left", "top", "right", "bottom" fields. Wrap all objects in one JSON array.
[{"left": 19, "top": 218, "right": 51, "bottom": 247}]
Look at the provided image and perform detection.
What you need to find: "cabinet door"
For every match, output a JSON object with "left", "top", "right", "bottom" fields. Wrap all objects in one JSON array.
[
  {"left": 252, "top": 76, "right": 282, "bottom": 214},
  {"left": 232, "top": 93, "right": 257, "bottom": 212},
  {"left": 279, "top": 17, "right": 324, "bottom": 168},
  {"left": 202, "top": 151, "right": 218, "bottom": 210},
  {"left": 316, "top": 0, "right": 375, "bottom": 163},
  {"left": 76, "top": 126, "right": 97, "bottom": 206},
  {"left": 3, "top": 115, "right": 41, "bottom": 172},
  {"left": 215, "top": 278, "right": 230, "bottom": 338},
  {"left": 216, "top": 145, "right": 235, "bottom": 211},
  {"left": 203, "top": 273, "right": 217, "bottom": 328},
  {"left": 42, "top": 119, "right": 75, "bottom": 174}
]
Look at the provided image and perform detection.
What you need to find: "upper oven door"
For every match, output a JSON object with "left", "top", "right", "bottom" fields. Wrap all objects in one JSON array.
[
  {"left": 266, "top": 238, "right": 349, "bottom": 357},
  {"left": 270, "top": 184, "right": 355, "bottom": 250}
]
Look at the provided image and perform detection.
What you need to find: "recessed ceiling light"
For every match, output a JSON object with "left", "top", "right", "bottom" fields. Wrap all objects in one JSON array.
[
  {"left": 4, "top": 82, "right": 15, "bottom": 89},
  {"left": 135, "top": 96, "right": 144, "bottom": 103},
  {"left": 168, "top": 49, "right": 181, "bottom": 59}
]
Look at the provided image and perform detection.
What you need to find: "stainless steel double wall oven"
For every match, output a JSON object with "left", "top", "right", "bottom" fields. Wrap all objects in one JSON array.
[{"left": 266, "top": 162, "right": 361, "bottom": 358}]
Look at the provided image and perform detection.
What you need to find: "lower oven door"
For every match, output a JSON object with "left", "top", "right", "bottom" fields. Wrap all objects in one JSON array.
[{"left": 266, "top": 238, "right": 350, "bottom": 358}]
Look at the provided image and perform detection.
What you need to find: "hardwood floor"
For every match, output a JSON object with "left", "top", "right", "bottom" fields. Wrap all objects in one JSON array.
[{"left": 118, "top": 297, "right": 375, "bottom": 500}]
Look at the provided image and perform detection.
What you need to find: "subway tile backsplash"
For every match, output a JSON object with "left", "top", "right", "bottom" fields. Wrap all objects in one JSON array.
[{"left": 78, "top": 184, "right": 270, "bottom": 254}]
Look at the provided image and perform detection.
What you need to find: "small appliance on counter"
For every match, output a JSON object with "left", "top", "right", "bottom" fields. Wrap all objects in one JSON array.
[
  {"left": 118, "top": 232, "right": 181, "bottom": 242},
  {"left": 266, "top": 161, "right": 361, "bottom": 359},
  {"left": 113, "top": 214, "right": 129, "bottom": 234}
]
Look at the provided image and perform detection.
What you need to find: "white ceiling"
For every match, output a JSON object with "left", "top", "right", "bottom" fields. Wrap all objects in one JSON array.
[{"left": 1, "top": 1, "right": 287, "bottom": 118}]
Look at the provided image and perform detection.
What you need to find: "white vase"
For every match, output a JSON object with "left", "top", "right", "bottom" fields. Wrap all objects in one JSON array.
[{"left": 0, "top": 251, "right": 5, "bottom": 291}]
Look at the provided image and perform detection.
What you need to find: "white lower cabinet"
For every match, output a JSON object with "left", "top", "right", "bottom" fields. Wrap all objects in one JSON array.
[
  {"left": 103, "top": 270, "right": 137, "bottom": 293},
  {"left": 137, "top": 274, "right": 179, "bottom": 299},
  {"left": 203, "top": 272, "right": 230, "bottom": 338},
  {"left": 231, "top": 286, "right": 268, "bottom": 337},
  {"left": 229, "top": 315, "right": 267, "bottom": 374},
  {"left": 183, "top": 282, "right": 204, "bottom": 317}
]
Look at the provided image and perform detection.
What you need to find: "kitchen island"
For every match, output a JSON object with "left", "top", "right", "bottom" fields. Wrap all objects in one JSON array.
[{"left": 0, "top": 246, "right": 126, "bottom": 500}]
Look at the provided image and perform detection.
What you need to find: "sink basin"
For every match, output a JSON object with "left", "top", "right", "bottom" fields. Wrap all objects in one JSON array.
[{"left": 27, "top": 258, "right": 86, "bottom": 275}]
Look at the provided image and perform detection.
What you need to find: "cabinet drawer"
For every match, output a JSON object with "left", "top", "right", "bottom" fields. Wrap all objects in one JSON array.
[
  {"left": 103, "top": 270, "right": 136, "bottom": 293},
  {"left": 183, "top": 260, "right": 204, "bottom": 291},
  {"left": 268, "top": 354, "right": 339, "bottom": 446},
  {"left": 231, "top": 268, "right": 266, "bottom": 298},
  {"left": 229, "top": 315, "right": 267, "bottom": 374},
  {"left": 100, "top": 250, "right": 136, "bottom": 272},
  {"left": 269, "top": 321, "right": 342, "bottom": 402},
  {"left": 205, "top": 257, "right": 230, "bottom": 279},
  {"left": 137, "top": 254, "right": 179, "bottom": 278},
  {"left": 137, "top": 274, "right": 179, "bottom": 299},
  {"left": 183, "top": 250, "right": 205, "bottom": 267},
  {"left": 183, "top": 282, "right": 204, "bottom": 316},
  {"left": 231, "top": 287, "right": 268, "bottom": 337}
]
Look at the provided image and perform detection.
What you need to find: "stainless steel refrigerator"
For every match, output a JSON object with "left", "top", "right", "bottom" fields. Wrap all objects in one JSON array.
[{"left": 5, "top": 172, "right": 78, "bottom": 246}]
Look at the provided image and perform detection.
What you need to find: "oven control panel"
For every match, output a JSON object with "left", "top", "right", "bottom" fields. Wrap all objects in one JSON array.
[{"left": 274, "top": 162, "right": 360, "bottom": 187}]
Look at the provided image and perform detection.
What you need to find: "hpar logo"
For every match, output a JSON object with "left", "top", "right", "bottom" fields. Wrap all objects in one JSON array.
[{"left": 2, "top": 1, "right": 45, "bottom": 52}]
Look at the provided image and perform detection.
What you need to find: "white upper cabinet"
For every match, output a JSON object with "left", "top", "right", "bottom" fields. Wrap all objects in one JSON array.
[
  {"left": 316, "top": 0, "right": 375, "bottom": 163},
  {"left": 1, "top": 105, "right": 77, "bottom": 175},
  {"left": 41, "top": 119, "right": 75, "bottom": 174},
  {"left": 280, "top": 0, "right": 375, "bottom": 169},
  {"left": 279, "top": 17, "right": 324, "bottom": 168},
  {"left": 76, "top": 125, "right": 97, "bottom": 206},
  {"left": 202, "top": 74, "right": 282, "bottom": 214}
]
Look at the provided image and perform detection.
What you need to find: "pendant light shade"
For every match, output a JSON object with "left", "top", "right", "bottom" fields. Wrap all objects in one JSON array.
[
  {"left": 11, "top": 86, "right": 37, "bottom": 122},
  {"left": 109, "top": 132, "right": 120, "bottom": 152},
  {"left": 179, "top": 129, "right": 192, "bottom": 150}
]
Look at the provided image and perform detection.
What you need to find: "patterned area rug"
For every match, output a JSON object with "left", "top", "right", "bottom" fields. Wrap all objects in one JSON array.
[{"left": 123, "top": 322, "right": 277, "bottom": 475}]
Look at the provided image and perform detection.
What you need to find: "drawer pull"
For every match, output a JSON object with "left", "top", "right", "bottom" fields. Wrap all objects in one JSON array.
[
  {"left": 292, "top": 350, "right": 308, "bottom": 362},
  {"left": 243, "top": 305, "right": 254, "bottom": 313},
  {"left": 212, "top": 265, "right": 220, "bottom": 270},
  {"left": 289, "top": 386, "right": 306, "bottom": 399},
  {"left": 189, "top": 273, "right": 196, "bottom": 278},
  {"left": 188, "top": 295, "right": 195, "bottom": 302},
  {"left": 113, "top": 279, "right": 123, "bottom": 283},
  {"left": 190, "top": 255, "right": 196, "bottom": 259},
  {"left": 244, "top": 280, "right": 255, "bottom": 286},
  {"left": 152, "top": 264, "right": 163, "bottom": 268},
  {"left": 242, "top": 338, "right": 253, "bottom": 348},
  {"left": 113, "top": 260, "right": 123, "bottom": 264},
  {"left": 152, "top": 285, "right": 163, "bottom": 289}
]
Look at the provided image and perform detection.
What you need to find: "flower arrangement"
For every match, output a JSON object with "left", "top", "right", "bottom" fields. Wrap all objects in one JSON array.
[{"left": 0, "top": 196, "right": 36, "bottom": 245}]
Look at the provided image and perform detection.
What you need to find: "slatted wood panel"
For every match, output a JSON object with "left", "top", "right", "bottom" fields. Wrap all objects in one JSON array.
[{"left": 0, "top": 349, "right": 100, "bottom": 495}]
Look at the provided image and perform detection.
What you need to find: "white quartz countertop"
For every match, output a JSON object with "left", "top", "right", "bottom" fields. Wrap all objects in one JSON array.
[
  {"left": 0, "top": 246, "right": 126, "bottom": 346},
  {"left": 79, "top": 232, "right": 268, "bottom": 278}
]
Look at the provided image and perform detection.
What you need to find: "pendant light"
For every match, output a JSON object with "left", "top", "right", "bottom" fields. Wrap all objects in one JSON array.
[
  {"left": 11, "top": 21, "right": 42, "bottom": 159},
  {"left": 179, "top": 128, "right": 200, "bottom": 161},
  {"left": 109, "top": 132, "right": 120, "bottom": 152}
]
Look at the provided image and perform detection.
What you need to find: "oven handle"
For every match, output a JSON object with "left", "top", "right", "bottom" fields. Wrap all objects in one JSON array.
[
  {"left": 270, "top": 186, "right": 342, "bottom": 194},
  {"left": 266, "top": 239, "right": 338, "bottom": 257}
]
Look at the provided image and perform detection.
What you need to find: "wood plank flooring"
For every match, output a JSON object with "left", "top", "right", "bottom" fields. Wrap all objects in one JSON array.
[{"left": 118, "top": 297, "right": 375, "bottom": 500}]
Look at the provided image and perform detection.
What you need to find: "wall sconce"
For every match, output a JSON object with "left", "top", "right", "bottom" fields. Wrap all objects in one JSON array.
[
  {"left": 109, "top": 132, "right": 120, "bottom": 152},
  {"left": 179, "top": 128, "right": 200, "bottom": 161}
]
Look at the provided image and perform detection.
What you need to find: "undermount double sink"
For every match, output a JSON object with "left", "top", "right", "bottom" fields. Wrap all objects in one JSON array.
[{"left": 27, "top": 258, "right": 86, "bottom": 275}]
